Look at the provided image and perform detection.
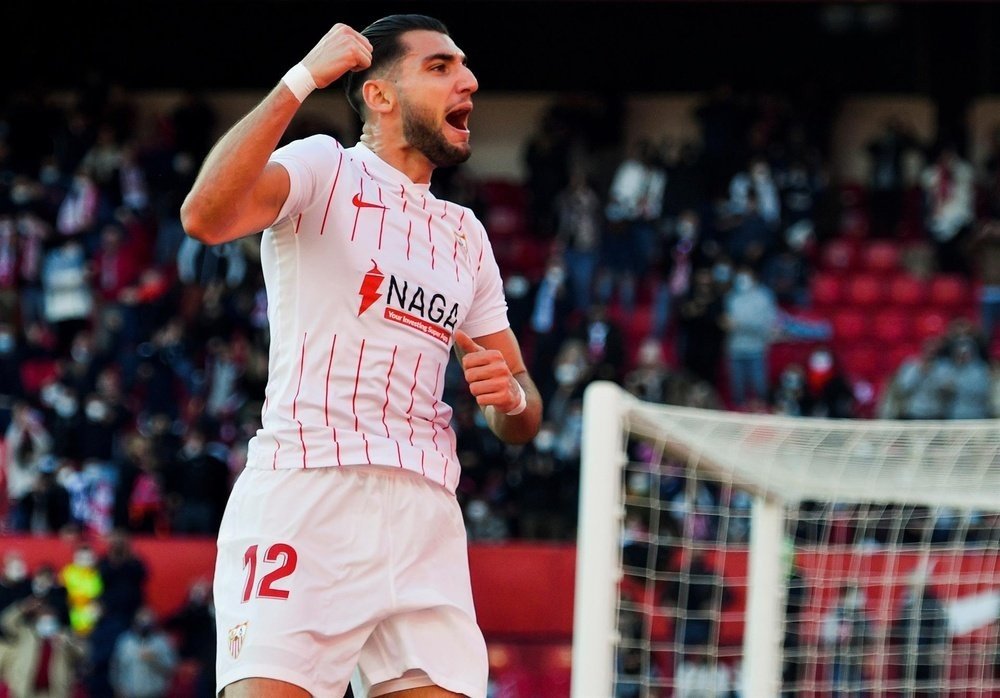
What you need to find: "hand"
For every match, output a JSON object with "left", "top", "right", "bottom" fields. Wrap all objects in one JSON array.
[
  {"left": 301, "top": 23, "right": 373, "bottom": 89},
  {"left": 454, "top": 330, "right": 521, "bottom": 414}
]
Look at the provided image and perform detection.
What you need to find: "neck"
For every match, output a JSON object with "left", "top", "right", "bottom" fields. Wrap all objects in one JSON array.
[{"left": 359, "top": 126, "right": 434, "bottom": 185}]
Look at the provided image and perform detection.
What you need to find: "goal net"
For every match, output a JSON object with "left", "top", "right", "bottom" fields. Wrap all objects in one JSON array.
[{"left": 571, "top": 380, "right": 1000, "bottom": 697}]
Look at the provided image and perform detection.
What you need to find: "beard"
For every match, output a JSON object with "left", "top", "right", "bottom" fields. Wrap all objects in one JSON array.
[{"left": 401, "top": 102, "right": 470, "bottom": 168}]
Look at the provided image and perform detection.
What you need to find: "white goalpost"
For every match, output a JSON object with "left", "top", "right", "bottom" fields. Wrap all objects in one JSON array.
[{"left": 571, "top": 380, "right": 1000, "bottom": 698}]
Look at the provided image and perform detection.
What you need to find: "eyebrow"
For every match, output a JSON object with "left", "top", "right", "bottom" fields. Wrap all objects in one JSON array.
[{"left": 422, "top": 52, "right": 467, "bottom": 66}]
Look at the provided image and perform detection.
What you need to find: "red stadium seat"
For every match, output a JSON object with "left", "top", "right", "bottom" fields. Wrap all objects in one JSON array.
[
  {"left": 914, "top": 309, "right": 949, "bottom": 341},
  {"left": 831, "top": 309, "right": 870, "bottom": 343},
  {"left": 843, "top": 273, "right": 885, "bottom": 307},
  {"left": 860, "top": 240, "right": 901, "bottom": 274},
  {"left": 871, "top": 309, "right": 913, "bottom": 345},
  {"left": 838, "top": 343, "right": 884, "bottom": 383},
  {"left": 928, "top": 274, "right": 971, "bottom": 309},
  {"left": 819, "top": 238, "right": 858, "bottom": 275},
  {"left": 886, "top": 273, "right": 928, "bottom": 307},
  {"left": 810, "top": 272, "right": 844, "bottom": 309}
]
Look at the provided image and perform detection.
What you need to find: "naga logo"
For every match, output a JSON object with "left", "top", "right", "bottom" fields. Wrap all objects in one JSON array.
[
  {"left": 357, "top": 260, "right": 385, "bottom": 316},
  {"left": 352, "top": 193, "right": 387, "bottom": 210}
]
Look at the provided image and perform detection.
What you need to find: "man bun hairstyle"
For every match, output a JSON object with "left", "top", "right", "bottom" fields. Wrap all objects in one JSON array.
[{"left": 344, "top": 14, "right": 450, "bottom": 116}]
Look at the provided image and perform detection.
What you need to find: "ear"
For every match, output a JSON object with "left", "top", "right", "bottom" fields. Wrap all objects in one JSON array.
[{"left": 362, "top": 79, "right": 394, "bottom": 115}]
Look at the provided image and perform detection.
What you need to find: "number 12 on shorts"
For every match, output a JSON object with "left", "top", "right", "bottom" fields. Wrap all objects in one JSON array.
[{"left": 242, "top": 543, "right": 298, "bottom": 602}]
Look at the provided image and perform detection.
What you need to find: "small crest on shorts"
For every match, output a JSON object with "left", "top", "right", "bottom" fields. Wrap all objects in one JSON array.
[{"left": 227, "top": 621, "right": 248, "bottom": 659}]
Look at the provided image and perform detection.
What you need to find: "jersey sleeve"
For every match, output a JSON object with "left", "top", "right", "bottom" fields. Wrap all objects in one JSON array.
[
  {"left": 460, "top": 220, "right": 511, "bottom": 338},
  {"left": 268, "top": 135, "right": 341, "bottom": 227}
]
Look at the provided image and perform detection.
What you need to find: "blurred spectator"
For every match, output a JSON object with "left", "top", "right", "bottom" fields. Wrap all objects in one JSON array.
[
  {"left": 553, "top": 168, "right": 604, "bottom": 314},
  {"left": 109, "top": 605, "right": 179, "bottom": 698},
  {"left": 729, "top": 155, "right": 781, "bottom": 231},
  {"left": 4, "top": 401, "right": 53, "bottom": 530},
  {"left": 674, "top": 652, "right": 734, "bottom": 698},
  {"left": 164, "top": 426, "right": 230, "bottom": 534},
  {"left": 721, "top": 264, "right": 780, "bottom": 410},
  {"left": 29, "top": 563, "right": 71, "bottom": 629},
  {"left": 884, "top": 337, "right": 955, "bottom": 420},
  {"left": 59, "top": 541, "right": 102, "bottom": 636},
  {"left": 821, "top": 583, "right": 874, "bottom": 697},
  {"left": 888, "top": 581, "right": 949, "bottom": 697},
  {"left": 165, "top": 578, "right": 216, "bottom": 698},
  {"left": 573, "top": 303, "right": 626, "bottom": 384},
  {"left": 801, "top": 347, "right": 857, "bottom": 419},
  {"left": 0, "top": 550, "right": 32, "bottom": 636},
  {"left": 968, "top": 218, "right": 1000, "bottom": 345},
  {"left": 97, "top": 529, "right": 149, "bottom": 627},
  {"left": 528, "top": 253, "right": 575, "bottom": 401},
  {"left": 0, "top": 595, "right": 85, "bottom": 698},
  {"left": 920, "top": 142, "right": 975, "bottom": 274},
  {"left": 41, "top": 239, "right": 93, "bottom": 355},
  {"left": 866, "top": 117, "right": 921, "bottom": 237},
  {"left": 601, "top": 138, "right": 666, "bottom": 312},
  {"left": 522, "top": 107, "right": 574, "bottom": 239},
  {"left": 677, "top": 266, "right": 726, "bottom": 388},
  {"left": 944, "top": 336, "right": 994, "bottom": 419},
  {"left": 17, "top": 466, "right": 73, "bottom": 536},
  {"left": 623, "top": 337, "right": 672, "bottom": 404}
]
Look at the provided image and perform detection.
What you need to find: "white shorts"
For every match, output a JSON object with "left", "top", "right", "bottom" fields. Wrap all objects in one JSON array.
[{"left": 214, "top": 465, "right": 488, "bottom": 697}]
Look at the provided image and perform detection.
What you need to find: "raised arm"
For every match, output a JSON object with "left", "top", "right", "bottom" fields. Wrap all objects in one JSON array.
[{"left": 180, "top": 23, "right": 373, "bottom": 245}]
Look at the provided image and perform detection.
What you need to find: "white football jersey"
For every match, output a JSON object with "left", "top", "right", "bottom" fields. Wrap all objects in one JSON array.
[{"left": 245, "top": 137, "right": 509, "bottom": 493}]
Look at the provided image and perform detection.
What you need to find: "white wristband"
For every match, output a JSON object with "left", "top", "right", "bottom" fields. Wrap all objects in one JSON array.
[
  {"left": 505, "top": 381, "right": 527, "bottom": 416},
  {"left": 281, "top": 63, "right": 317, "bottom": 102}
]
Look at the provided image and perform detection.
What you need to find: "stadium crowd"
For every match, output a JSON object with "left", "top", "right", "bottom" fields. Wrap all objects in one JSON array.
[{"left": 3, "top": 72, "right": 1000, "bottom": 695}]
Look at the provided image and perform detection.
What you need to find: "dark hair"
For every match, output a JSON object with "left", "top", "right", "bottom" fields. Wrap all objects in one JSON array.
[{"left": 344, "top": 14, "right": 450, "bottom": 116}]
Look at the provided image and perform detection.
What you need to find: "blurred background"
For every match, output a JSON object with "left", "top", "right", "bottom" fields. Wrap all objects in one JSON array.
[{"left": 3, "top": 1, "right": 1000, "bottom": 696}]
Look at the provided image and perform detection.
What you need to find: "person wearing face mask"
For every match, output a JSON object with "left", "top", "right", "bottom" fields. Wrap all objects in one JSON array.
[
  {"left": 109, "top": 606, "right": 179, "bottom": 698},
  {"left": 59, "top": 543, "right": 103, "bottom": 636},
  {"left": 30, "top": 563, "right": 71, "bottom": 630},
  {"left": 721, "top": 264, "right": 780, "bottom": 410},
  {"left": 0, "top": 551, "right": 33, "bottom": 637},
  {"left": 0, "top": 596, "right": 85, "bottom": 698}
]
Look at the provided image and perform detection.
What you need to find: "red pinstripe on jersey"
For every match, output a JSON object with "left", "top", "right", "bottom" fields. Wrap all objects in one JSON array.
[
  {"left": 318, "top": 151, "right": 344, "bottom": 236},
  {"left": 248, "top": 139, "right": 510, "bottom": 493}
]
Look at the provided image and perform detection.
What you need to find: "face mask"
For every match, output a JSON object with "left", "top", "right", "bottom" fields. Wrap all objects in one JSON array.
[
  {"left": 534, "top": 430, "right": 556, "bottom": 453},
  {"left": 32, "top": 578, "right": 53, "bottom": 596},
  {"left": 36, "top": 615, "right": 59, "bottom": 638},
  {"left": 677, "top": 221, "right": 696, "bottom": 241},
  {"left": 734, "top": 273, "right": 752, "bottom": 291},
  {"left": 54, "top": 397, "right": 78, "bottom": 419},
  {"left": 4, "top": 560, "right": 27, "bottom": 582},
  {"left": 85, "top": 401, "right": 108, "bottom": 422},
  {"left": 712, "top": 264, "right": 732, "bottom": 284},
  {"left": 554, "top": 363, "right": 580, "bottom": 386},
  {"left": 73, "top": 551, "right": 96, "bottom": 568}
]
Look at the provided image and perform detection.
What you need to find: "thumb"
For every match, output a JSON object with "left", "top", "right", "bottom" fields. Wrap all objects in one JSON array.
[{"left": 453, "top": 329, "right": 483, "bottom": 354}]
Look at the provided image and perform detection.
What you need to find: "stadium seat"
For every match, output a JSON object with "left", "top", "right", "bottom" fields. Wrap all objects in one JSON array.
[
  {"left": 810, "top": 272, "right": 844, "bottom": 309},
  {"left": 843, "top": 273, "right": 885, "bottom": 307},
  {"left": 928, "top": 274, "right": 971, "bottom": 310},
  {"left": 886, "top": 273, "right": 928, "bottom": 307},
  {"left": 838, "top": 343, "right": 884, "bottom": 383},
  {"left": 860, "top": 240, "right": 901, "bottom": 274},
  {"left": 831, "top": 309, "right": 870, "bottom": 344},
  {"left": 819, "top": 238, "right": 858, "bottom": 275},
  {"left": 871, "top": 309, "right": 912, "bottom": 345},
  {"left": 913, "top": 309, "right": 949, "bottom": 340}
]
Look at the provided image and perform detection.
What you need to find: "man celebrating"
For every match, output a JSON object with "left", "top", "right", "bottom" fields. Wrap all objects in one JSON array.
[{"left": 181, "top": 14, "right": 542, "bottom": 698}]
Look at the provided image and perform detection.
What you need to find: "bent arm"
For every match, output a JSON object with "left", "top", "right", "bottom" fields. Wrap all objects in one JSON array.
[
  {"left": 179, "top": 89, "right": 298, "bottom": 245},
  {"left": 180, "top": 23, "right": 372, "bottom": 245},
  {"left": 455, "top": 327, "right": 543, "bottom": 445}
]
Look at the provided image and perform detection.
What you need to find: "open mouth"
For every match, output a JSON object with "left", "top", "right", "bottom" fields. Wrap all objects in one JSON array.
[{"left": 445, "top": 106, "right": 472, "bottom": 132}]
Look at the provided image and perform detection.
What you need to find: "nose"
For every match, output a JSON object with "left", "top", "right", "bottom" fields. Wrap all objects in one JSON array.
[{"left": 459, "top": 65, "right": 479, "bottom": 95}]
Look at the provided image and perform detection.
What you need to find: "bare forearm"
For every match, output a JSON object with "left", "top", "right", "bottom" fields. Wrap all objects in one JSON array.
[
  {"left": 483, "top": 372, "right": 543, "bottom": 445},
  {"left": 180, "top": 84, "right": 299, "bottom": 242}
]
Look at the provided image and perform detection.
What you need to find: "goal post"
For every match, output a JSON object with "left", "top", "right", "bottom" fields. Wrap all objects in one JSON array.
[{"left": 571, "top": 380, "right": 1000, "bottom": 698}]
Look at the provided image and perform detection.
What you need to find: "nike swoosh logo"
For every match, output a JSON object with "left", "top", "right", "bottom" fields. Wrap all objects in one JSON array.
[{"left": 352, "top": 193, "right": 387, "bottom": 210}]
